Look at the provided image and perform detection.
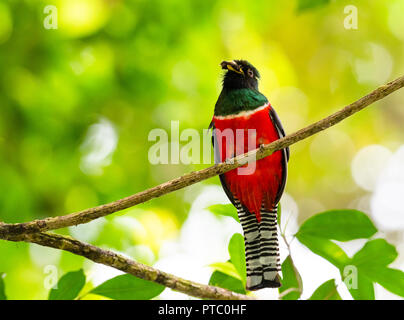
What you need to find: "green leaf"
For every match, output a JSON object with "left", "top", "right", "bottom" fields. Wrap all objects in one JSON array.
[
  {"left": 340, "top": 239, "right": 401, "bottom": 300},
  {"left": 296, "top": 211, "right": 383, "bottom": 300},
  {"left": 228, "top": 233, "right": 246, "bottom": 284},
  {"left": 345, "top": 273, "right": 375, "bottom": 300},
  {"left": 351, "top": 239, "right": 397, "bottom": 268},
  {"left": 363, "top": 267, "right": 404, "bottom": 297},
  {"left": 279, "top": 255, "right": 302, "bottom": 300},
  {"left": 297, "top": 0, "right": 330, "bottom": 12},
  {"left": 297, "top": 209, "right": 377, "bottom": 242},
  {"left": 48, "top": 269, "right": 86, "bottom": 300},
  {"left": 207, "top": 204, "right": 239, "bottom": 223},
  {"left": 309, "top": 279, "right": 341, "bottom": 300},
  {"left": 91, "top": 274, "right": 165, "bottom": 300},
  {"left": 209, "top": 270, "right": 246, "bottom": 295},
  {"left": 346, "top": 239, "right": 403, "bottom": 298},
  {"left": 209, "top": 262, "right": 242, "bottom": 281},
  {"left": 296, "top": 233, "right": 350, "bottom": 269},
  {"left": 0, "top": 273, "right": 7, "bottom": 300}
]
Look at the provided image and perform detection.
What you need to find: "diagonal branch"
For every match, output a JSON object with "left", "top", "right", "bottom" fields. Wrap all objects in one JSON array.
[
  {"left": 0, "top": 75, "right": 404, "bottom": 239},
  {"left": 6, "top": 232, "right": 254, "bottom": 300},
  {"left": 1, "top": 76, "right": 404, "bottom": 301}
]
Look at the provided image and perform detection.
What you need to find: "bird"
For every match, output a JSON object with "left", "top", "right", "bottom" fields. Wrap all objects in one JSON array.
[{"left": 210, "top": 60, "right": 289, "bottom": 290}]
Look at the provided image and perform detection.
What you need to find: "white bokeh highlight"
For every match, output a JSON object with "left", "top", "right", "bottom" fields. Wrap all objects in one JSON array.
[
  {"left": 353, "top": 43, "right": 393, "bottom": 86},
  {"left": 351, "top": 144, "right": 393, "bottom": 192},
  {"left": 370, "top": 145, "right": 404, "bottom": 231},
  {"left": 80, "top": 117, "right": 118, "bottom": 175},
  {"left": 29, "top": 243, "right": 61, "bottom": 268}
]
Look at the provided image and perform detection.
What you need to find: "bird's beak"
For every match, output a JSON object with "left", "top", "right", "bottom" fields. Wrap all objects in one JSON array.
[{"left": 220, "top": 60, "right": 244, "bottom": 75}]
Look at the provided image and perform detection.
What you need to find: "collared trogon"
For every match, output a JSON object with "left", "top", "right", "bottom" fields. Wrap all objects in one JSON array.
[{"left": 210, "top": 60, "right": 289, "bottom": 290}]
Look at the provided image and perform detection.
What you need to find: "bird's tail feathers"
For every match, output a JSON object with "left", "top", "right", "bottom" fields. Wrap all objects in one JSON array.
[{"left": 236, "top": 201, "right": 281, "bottom": 290}]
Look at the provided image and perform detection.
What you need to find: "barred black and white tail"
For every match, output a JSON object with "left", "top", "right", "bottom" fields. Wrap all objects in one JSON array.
[{"left": 236, "top": 201, "right": 281, "bottom": 290}]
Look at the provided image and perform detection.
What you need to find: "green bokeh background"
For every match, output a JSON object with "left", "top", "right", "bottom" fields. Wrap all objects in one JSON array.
[{"left": 0, "top": 0, "right": 404, "bottom": 299}]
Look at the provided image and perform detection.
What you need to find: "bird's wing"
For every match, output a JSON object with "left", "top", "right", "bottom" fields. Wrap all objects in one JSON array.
[
  {"left": 268, "top": 106, "right": 289, "bottom": 204},
  {"left": 210, "top": 121, "right": 238, "bottom": 207},
  {"left": 269, "top": 106, "right": 289, "bottom": 161}
]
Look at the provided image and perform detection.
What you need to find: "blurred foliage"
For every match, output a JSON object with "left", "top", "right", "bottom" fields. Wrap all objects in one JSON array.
[
  {"left": 3, "top": 206, "right": 403, "bottom": 300},
  {"left": 89, "top": 274, "right": 165, "bottom": 300},
  {"left": 308, "top": 279, "right": 341, "bottom": 300},
  {"left": 0, "top": 273, "right": 6, "bottom": 300},
  {"left": 208, "top": 204, "right": 240, "bottom": 223},
  {"left": 28, "top": 269, "right": 164, "bottom": 300},
  {"left": 48, "top": 269, "right": 85, "bottom": 300},
  {"left": 279, "top": 255, "right": 303, "bottom": 300},
  {"left": 297, "top": 0, "right": 331, "bottom": 12},
  {"left": 209, "top": 205, "right": 404, "bottom": 300},
  {"left": 0, "top": 0, "right": 404, "bottom": 299}
]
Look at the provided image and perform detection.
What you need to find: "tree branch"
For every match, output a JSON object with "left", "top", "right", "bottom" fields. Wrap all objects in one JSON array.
[
  {"left": 6, "top": 232, "right": 253, "bottom": 300},
  {"left": 0, "top": 76, "right": 404, "bottom": 240},
  {"left": 1, "top": 76, "right": 404, "bottom": 301},
  {"left": 1, "top": 75, "right": 403, "bottom": 239}
]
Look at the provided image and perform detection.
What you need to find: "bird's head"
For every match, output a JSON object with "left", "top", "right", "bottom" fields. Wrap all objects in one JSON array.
[{"left": 220, "top": 60, "right": 260, "bottom": 91}]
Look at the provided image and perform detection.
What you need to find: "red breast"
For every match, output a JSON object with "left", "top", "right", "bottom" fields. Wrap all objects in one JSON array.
[{"left": 212, "top": 104, "right": 284, "bottom": 221}]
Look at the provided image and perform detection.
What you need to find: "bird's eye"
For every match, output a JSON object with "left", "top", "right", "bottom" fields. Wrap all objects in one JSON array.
[{"left": 247, "top": 69, "right": 254, "bottom": 78}]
